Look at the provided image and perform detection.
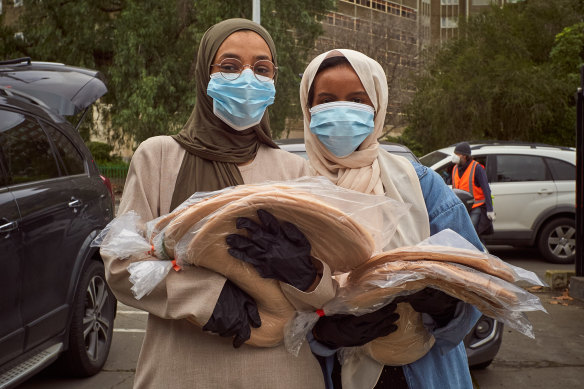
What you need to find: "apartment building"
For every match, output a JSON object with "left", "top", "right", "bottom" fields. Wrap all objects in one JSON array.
[
  {"left": 419, "top": 0, "right": 523, "bottom": 44},
  {"left": 0, "top": 0, "right": 24, "bottom": 27},
  {"left": 309, "top": 0, "right": 420, "bottom": 135}
]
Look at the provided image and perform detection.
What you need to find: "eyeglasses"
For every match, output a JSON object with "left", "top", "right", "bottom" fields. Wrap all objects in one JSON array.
[{"left": 210, "top": 58, "right": 277, "bottom": 81}]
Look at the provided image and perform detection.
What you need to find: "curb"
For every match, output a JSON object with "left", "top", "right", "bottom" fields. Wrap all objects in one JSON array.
[{"left": 569, "top": 276, "right": 584, "bottom": 302}]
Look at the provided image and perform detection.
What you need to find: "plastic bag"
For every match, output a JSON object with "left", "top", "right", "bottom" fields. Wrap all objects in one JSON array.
[
  {"left": 284, "top": 302, "right": 436, "bottom": 366},
  {"left": 91, "top": 177, "right": 408, "bottom": 347},
  {"left": 150, "top": 176, "right": 409, "bottom": 279},
  {"left": 284, "top": 230, "right": 547, "bottom": 361},
  {"left": 127, "top": 260, "right": 174, "bottom": 300},
  {"left": 92, "top": 211, "right": 150, "bottom": 258},
  {"left": 92, "top": 211, "right": 173, "bottom": 299},
  {"left": 391, "top": 229, "right": 545, "bottom": 286}
]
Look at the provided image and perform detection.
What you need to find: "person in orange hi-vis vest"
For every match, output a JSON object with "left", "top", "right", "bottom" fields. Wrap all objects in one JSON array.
[{"left": 451, "top": 142, "right": 495, "bottom": 237}]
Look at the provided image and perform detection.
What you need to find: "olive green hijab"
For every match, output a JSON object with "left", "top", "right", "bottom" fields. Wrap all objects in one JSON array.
[{"left": 170, "top": 18, "right": 279, "bottom": 210}]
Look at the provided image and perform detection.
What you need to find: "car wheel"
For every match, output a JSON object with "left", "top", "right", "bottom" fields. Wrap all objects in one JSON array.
[
  {"left": 59, "top": 260, "right": 116, "bottom": 377},
  {"left": 537, "top": 217, "right": 576, "bottom": 264}
]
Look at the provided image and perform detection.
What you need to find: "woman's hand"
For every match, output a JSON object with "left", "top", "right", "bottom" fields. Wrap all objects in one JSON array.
[
  {"left": 400, "top": 288, "right": 460, "bottom": 328},
  {"left": 202, "top": 280, "right": 261, "bottom": 348},
  {"left": 312, "top": 303, "right": 400, "bottom": 349},
  {"left": 226, "top": 209, "right": 317, "bottom": 291}
]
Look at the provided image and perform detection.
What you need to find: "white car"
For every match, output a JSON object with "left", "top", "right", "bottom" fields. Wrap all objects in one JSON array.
[{"left": 420, "top": 142, "right": 576, "bottom": 264}]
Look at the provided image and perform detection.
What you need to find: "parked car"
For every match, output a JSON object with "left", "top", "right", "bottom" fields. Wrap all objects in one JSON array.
[
  {"left": 276, "top": 138, "right": 421, "bottom": 164},
  {"left": 0, "top": 57, "right": 116, "bottom": 388},
  {"left": 277, "top": 138, "right": 503, "bottom": 369},
  {"left": 420, "top": 141, "right": 576, "bottom": 264}
]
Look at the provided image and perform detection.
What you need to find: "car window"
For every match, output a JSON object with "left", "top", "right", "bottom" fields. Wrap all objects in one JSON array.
[
  {"left": 0, "top": 110, "right": 60, "bottom": 184},
  {"left": 474, "top": 155, "right": 487, "bottom": 168},
  {"left": 546, "top": 157, "right": 575, "bottom": 181},
  {"left": 390, "top": 151, "right": 419, "bottom": 163},
  {"left": 0, "top": 161, "right": 8, "bottom": 187},
  {"left": 419, "top": 150, "right": 448, "bottom": 167},
  {"left": 44, "top": 125, "right": 85, "bottom": 175},
  {"left": 435, "top": 161, "right": 455, "bottom": 185},
  {"left": 494, "top": 154, "right": 549, "bottom": 182}
]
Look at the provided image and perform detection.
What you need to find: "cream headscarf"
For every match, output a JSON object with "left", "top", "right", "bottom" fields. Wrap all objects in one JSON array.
[
  {"left": 301, "top": 49, "right": 387, "bottom": 195},
  {"left": 301, "top": 51, "right": 433, "bottom": 389}
]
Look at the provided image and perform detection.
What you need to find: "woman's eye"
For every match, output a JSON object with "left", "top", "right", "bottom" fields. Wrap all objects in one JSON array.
[
  {"left": 352, "top": 98, "right": 363, "bottom": 103},
  {"left": 220, "top": 63, "right": 240, "bottom": 73},
  {"left": 255, "top": 66, "right": 269, "bottom": 74}
]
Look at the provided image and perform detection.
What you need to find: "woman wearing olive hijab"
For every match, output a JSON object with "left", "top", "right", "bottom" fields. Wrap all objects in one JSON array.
[
  {"left": 102, "top": 19, "right": 335, "bottom": 388},
  {"left": 300, "top": 50, "right": 485, "bottom": 389}
]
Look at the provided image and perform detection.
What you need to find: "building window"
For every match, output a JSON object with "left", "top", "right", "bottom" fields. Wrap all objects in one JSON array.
[
  {"left": 14, "top": 0, "right": 23, "bottom": 7},
  {"left": 441, "top": 0, "right": 459, "bottom": 4},
  {"left": 441, "top": 16, "right": 458, "bottom": 28},
  {"left": 472, "top": 0, "right": 490, "bottom": 5},
  {"left": 325, "top": 12, "right": 359, "bottom": 31}
]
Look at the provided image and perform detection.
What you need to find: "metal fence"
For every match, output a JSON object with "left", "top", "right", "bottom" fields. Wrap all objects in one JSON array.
[{"left": 97, "top": 165, "right": 129, "bottom": 190}]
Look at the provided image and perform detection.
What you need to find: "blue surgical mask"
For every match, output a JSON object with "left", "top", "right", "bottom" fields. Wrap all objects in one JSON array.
[
  {"left": 309, "top": 101, "right": 375, "bottom": 157},
  {"left": 207, "top": 69, "right": 276, "bottom": 131}
]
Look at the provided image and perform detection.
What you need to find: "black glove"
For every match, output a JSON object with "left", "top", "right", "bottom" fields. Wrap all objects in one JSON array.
[
  {"left": 226, "top": 209, "right": 317, "bottom": 291},
  {"left": 401, "top": 287, "right": 460, "bottom": 328},
  {"left": 202, "top": 279, "right": 261, "bottom": 348},
  {"left": 312, "top": 303, "right": 400, "bottom": 349}
]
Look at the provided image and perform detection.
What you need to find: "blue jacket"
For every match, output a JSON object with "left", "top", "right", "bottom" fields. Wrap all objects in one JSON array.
[{"left": 311, "top": 162, "right": 483, "bottom": 389}]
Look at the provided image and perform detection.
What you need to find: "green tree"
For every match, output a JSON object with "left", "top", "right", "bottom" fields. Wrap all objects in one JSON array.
[
  {"left": 404, "top": 0, "right": 584, "bottom": 155},
  {"left": 3, "top": 0, "right": 333, "bottom": 148}
]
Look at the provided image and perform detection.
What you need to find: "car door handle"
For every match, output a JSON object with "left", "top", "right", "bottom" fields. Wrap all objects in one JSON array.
[
  {"left": 0, "top": 220, "right": 18, "bottom": 233},
  {"left": 68, "top": 199, "right": 82, "bottom": 208},
  {"left": 537, "top": 189, "right": 554, "bottom": 195}
]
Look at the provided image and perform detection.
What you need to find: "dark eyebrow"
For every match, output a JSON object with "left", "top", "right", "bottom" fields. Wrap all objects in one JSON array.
[
  {"left": 216, "top": 53, "right": 272, "bottom": 62},
  {"left": 347, "top": 91, "right": 369, "bottom": 97},
  {"left": 316, "top": 92, "right": 337, "bottom": 99},
  {"left": 217, "top": 53, "right": 242, "bottom": 60}
]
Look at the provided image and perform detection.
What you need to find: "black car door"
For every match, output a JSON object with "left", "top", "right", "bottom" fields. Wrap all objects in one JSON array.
[
  {"left": 0, "top": 132, "right": 24, "bottom": 365},
  {"left": 1, "top": 110, "right": 84, "bottom": 351}
]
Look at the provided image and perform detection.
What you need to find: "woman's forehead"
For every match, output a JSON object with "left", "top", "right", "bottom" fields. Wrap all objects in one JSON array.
[
  {"left": 215, "top": 31, "right": 272, "bottom": 61},
  {"left": 314, "top": 65, "right": 364, "bottom": 90}
]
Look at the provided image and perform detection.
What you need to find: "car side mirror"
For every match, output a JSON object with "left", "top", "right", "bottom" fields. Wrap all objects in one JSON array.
[{"left": 453, "top": 188, "right": 474, "bottom": 214}]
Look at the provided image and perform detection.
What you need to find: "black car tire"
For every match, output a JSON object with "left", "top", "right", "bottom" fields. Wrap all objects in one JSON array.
[
  {"left": 537, "top": 217, "right": 576, "bottom": 264},
  {"left": 59, "top": 260, "right": 116, "bottom": 377},
  {"left": 470, "top": 359, "right": 493, "bottom": 370}
]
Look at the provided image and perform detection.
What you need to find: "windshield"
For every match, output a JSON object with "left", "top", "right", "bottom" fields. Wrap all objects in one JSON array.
[{"left": 419, "top": 151, "right": 448, "bottom": 167}]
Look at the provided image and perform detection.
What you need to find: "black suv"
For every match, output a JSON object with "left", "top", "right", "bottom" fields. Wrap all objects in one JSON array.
[{"left": 0, "top": 58, "right": 116, "bottom": 388}]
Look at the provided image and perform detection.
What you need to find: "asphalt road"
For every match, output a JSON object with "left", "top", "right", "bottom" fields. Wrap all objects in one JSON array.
[{"left": 17, "top": 246, "right": 583, "bottom": 389}]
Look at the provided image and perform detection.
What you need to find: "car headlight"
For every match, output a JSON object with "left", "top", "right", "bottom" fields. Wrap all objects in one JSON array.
[
  {"left": 475, "top": 318, "right": 492, "bottom": 338},
  {"left": 469, "top": 317, "right": 498, "bottom": 349}
]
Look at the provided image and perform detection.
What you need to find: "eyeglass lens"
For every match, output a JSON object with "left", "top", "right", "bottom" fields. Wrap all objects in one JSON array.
[{"left": 218, "top": 58, "right": 276, "bottom": 80}]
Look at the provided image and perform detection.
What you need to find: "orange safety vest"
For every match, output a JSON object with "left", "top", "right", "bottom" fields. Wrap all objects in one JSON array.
[{"left": 453, "top": 160, "right": 486, "bottom": 209}]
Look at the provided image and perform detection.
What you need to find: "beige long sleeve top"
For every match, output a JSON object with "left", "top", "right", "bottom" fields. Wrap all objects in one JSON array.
[{"left": 102, "top": 136, "right": 335, "bottom": 388}]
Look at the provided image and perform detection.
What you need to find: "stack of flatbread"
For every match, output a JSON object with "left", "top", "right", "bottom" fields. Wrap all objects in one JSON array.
[
  {"left": 148, "top": 183, "right": 396, "bottom": 348},
  {"left": 143, "top": 183, "right": 543, "bottom": 365},
  {"left": 334, "top": 242, "right": 545, "bottom": 346}
]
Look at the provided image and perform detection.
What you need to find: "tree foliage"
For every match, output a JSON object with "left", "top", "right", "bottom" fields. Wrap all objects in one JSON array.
[
  {"left": 2, "top": 0, "right": 333, "bottom": 148},
  {"left": 404, "top": 0, "right": 584, "bottom": 155}
]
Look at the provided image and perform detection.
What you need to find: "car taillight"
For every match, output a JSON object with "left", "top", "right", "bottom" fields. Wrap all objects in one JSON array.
[{"left": 100, "top": 174, "right": 115, "bottom": 205}]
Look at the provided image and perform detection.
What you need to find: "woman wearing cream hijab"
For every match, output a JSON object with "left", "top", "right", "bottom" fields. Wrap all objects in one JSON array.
[{"left": 300, "top": 50, "right": 485, "bottom": 389}]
